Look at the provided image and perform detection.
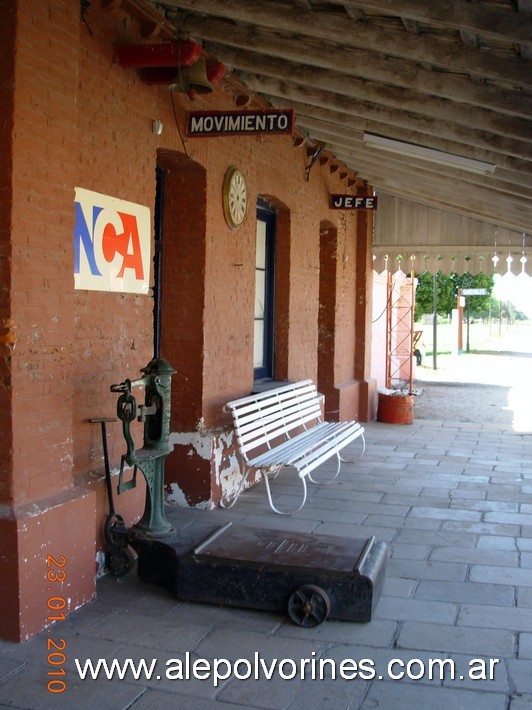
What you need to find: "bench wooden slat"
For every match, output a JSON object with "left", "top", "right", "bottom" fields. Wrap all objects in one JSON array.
[
  {"left": 236, "top": 404, "right": 322, "bottom": 457},
  {"left": 234, "top": 394, "right": 321, "bottom": 434},
  {"left": 226, "top": 379, "right": 315, "bottom": 410},
  {"left": 230, "top": 392, "right": 320, "bottom": 437},
  {"left": 249, "top": 422, "right": 363, "bottom": 470}
]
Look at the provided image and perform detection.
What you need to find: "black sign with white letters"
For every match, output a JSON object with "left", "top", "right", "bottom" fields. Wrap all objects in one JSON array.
[{"left": 329, "top": 195, "right": 378, "bottom": 210}]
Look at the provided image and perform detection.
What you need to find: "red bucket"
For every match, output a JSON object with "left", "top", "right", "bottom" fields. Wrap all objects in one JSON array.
[{"left": 377, "top": 392, "right": 414, "bottom": 425}]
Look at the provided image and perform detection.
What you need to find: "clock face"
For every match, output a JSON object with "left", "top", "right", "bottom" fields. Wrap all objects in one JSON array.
[{"left": 223, "top": 167, "right": 248, "bottom": 228}]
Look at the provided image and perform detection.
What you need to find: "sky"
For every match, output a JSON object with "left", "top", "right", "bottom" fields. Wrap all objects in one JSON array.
[{"left": 492, "top": 271, "right": 532, "bottom": 318}]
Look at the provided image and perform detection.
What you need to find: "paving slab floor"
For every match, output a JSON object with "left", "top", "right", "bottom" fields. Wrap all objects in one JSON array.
[{"left": 1, "top": 351, "right": 531, "bottom": 709}]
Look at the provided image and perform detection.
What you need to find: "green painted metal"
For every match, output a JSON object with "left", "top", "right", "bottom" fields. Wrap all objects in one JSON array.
[{"left": 111, "top": 358, "right": 176, "bottom": 538}]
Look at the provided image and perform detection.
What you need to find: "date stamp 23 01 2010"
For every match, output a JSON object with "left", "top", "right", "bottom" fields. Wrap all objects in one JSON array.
[{"left": 46, "top": 555, "right": 67, "bottom": 694}]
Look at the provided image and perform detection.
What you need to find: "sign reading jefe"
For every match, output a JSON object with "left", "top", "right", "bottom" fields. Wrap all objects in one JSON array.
[
  {"left": 329, "top": 195, "right": 378, "bottom": 210},
  {"left": 186, "top": 109, "right": 294, "bottom": 137},
  {"left": 74, "top": 187, "right": 151, "bottom": 293}
]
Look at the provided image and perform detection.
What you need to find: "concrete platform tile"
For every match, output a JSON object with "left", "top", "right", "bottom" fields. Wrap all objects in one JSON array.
[
  {"left": 82, "top": 610, "right": 213, "bottom": 653},
  {"left": 363, "top": 515, "right": 411, "bottom": 529},
  {"left": 193, "top": 627, "right": 325, "bottom": 666},
  {"left": 127, "top": 689, "right": 245, "bottom": 710},
  {"left": 0, "top": 656, "right": 26, "bottom": 684},
  {"left": 360, "top": 679, "right": 507, "bottom": 710},
  {"left": 441, "top": 520, "right": 521, "bottom": 536},
  {"left": 105, "top": 644, "right": 228, "bottom": 698},
  {"left": 450, "top": 488, "right": 488, "bottom": 500},
  {"left": 520, "top": 552, "right": 532, "bottom": 568},
  {"left": 398, "top": 517, "right": 443, "bottom": 531},
  {"left": 326, "top": 644, "right": 448, "bottom": 687},
  {"left": 470, "top": 565, "right": 532, "bottom": 587},
  {"left": 0, "top": 661, "right": 146, "bottom": 710},
  {"left": 165, "top": 601, "right": 284, "bottom": 635},
  {"left": 275, "top": 617, "right": 398, "bottom": 649},
  {"left": 408, "top": 506, "right": 481, "bottom": 522},
  {"left": 518, "top": 633, "right": 532, "bottom": 659},
  {"left": 457, "top": 604, "right": 532, "bottom": 632},
  {"left": 397, "top": 621, "right": 515, "bottom": 657},
  {"left": 429, "top": 546, "right": 519, "bottom": 567},
  {"left": 390, "top": 543, "right": 431, "bottom": 560},
  {"left": 477, "top": 535, "right": 518, "bottom": 551},
  {"left": 381, "top": 575, "right": 418, "bottom": 599},
  {"left": 287, "top": 669, "right": 368, "bottom": 710},
  {"left": 517, "top": 588, "right": 532, "bottom": 608},
  {"left": 414, "top": 580, "right": 515, "bottom": 607},
  {"left": 312, "top": 522, "right": 398, "bottom": 542},
  {"left": 386, "top": 558, "right": 468, "bottom": 583},
  {"left": 381, "top": 493, "right": 449, "bottom": 508},
  {"left": 439, "top": 652, "right": 509, "bottom": 693},
  {"left": 374, "top": 596, "right": 458, "bottom": 625},
  {"left": 485, "top": 512, "right": 532, "bottom": 526},
  {"left": 215, "top": 672, "right": 301, "bottom": 709},
  {"left": 394, "top": 528, "right": 478, "bottom": 548},
  {"left": 451, "top": 499, "right": 519, "bottom": 513},
  {"left": 507, "top": 658, "right": 532, "bottom": 694}
]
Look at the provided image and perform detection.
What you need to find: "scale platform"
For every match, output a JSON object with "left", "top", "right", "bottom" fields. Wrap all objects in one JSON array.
[{"left": 134, "top": 520, "right": 387, "bottom": 626}]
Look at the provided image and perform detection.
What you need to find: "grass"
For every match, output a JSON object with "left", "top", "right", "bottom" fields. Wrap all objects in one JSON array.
[{"left": 416, "top": 319, "right": 532, "bottom": 356}]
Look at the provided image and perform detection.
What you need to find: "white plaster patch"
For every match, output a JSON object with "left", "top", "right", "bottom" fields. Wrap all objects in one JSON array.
[
  {"left": 95, "top": 550, "right": 106, "bottom": 577},
  {"left": 169, "top": 431, "right": 214, "bottom": 460},
  {"left": 166, "top": 482, "right": 188, "bottom": 506}
]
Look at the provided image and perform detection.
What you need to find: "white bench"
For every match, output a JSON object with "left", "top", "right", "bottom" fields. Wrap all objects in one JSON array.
[{"left": 222, "top": 379, "right": 365, "bottom": 515}]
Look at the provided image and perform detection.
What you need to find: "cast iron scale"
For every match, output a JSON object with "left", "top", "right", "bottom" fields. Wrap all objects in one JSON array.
[{"left": 92, "top": 358, "right": 386, "bottom": 627}]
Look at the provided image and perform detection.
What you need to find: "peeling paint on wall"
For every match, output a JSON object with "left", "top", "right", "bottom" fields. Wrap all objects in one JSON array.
[
  {"left": 165, "top": 427, "right": 261, "bottom": 507},
  {"left": 169, "top": 431, "right": 214, "bottom": 460}
]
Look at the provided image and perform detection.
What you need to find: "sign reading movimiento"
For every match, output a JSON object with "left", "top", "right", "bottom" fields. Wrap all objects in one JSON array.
[
  {"left": 329, "top": 195, "right": 378, "bottom": 210},
  {"left": 185, "top": 109, "right": 294, "bottom": 137}
]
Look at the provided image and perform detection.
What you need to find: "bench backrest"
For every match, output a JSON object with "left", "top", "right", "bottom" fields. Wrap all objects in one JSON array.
[{"left": 225, "top": 380, "right": 322, "bottom": 463}]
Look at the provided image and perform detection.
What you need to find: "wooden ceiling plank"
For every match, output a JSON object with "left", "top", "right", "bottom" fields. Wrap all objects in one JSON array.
[
  {"left": 209, "top": 44, "right": 532, "bottom": 144},
  {"left": 164, "top": 0, "right": 532, "bottom": 88},
  {"left": 351, "top": 176, "right": 532, "bottom": 233},
  {"left": 326, "top": 0, "right": 532, "bottom": 47},
  {"left": 241, "top": 71, "right": 532, "bottom": 162},
  {"left": 302, "top": 125, "right": 532, "bottom": 200},
  {"left": 282, "top": 97, "right": 532, "bottom": 176},
  {"left": 181, "top": 15, "right": 532, "bottom": 118},
  {"left": 334, "top": 151, "right": 532, "bottom": 211}
]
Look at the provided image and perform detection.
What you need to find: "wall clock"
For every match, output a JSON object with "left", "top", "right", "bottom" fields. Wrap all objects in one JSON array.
[{"left": 223, "top": 166, "right": 248, "bottom": 229}]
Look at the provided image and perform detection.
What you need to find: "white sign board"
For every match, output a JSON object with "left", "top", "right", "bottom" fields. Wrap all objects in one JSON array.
[
  {"left": 74, "top": 188, "right": 151, "bottom": 293},
  {"left": 461, "top": 288, "right": 488, "bottom": 296}
]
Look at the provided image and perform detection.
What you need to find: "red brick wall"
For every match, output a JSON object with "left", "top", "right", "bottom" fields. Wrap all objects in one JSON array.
[
  {"left": 0, "top": 0, "right": 16, "bottom": 505},
  {"left": 3, "top": 0, "right": 375, "bottom": 492},
  {"left": 74, "top": 4, "right": 156, "bottom": 477},
  {"left": 8, "top": 0, "right": 79, "bottom": 504},
  {"left": 1, "top": 0, "right": 376, "bottom": 637},
  {"left": 158, "top": 151, "right": 206, "bottom": 431}
]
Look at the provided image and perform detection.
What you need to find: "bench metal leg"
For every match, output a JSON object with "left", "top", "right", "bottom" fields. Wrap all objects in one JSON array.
[
  {"left": 307, "top": 451, "right": 341, "bottom": 485},
  {"left": 339, "top": 433, "right": 366, "bottom": 464},
  {"left": 219, "top": 466, "right": 254, "bottom": 509},
  {"left": 308, "top": 433, "right": 366, "bottom": 485},
  {"left": 263, "top": 467, "right": 308, "bottom": 515}
]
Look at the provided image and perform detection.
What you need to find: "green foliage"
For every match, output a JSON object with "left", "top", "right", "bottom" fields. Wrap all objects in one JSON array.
[{"left": 414, "top": 270, "right": 494, "bottom": 321}]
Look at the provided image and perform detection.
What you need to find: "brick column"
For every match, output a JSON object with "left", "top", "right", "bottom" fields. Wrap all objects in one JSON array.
[
  {"left": 0, "top": 0, "right": 96, "bottom": 641},
  {"left": 354, "top": 208, "right": 378, "bottom": 421}
]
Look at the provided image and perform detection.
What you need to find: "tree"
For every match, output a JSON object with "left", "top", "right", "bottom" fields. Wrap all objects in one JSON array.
[{"left": 414, "top": 271, "right": 494, "bottom": 321}]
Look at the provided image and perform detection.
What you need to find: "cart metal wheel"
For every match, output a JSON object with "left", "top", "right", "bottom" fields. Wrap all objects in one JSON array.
[
  {"left": 104, "top": 513, "right": 134, "bottom": 577},
  {"left": 287, "top": 584, "right": 331, "bottom": 627},
  {"left": 105, "top": 544, "right": 134, "bottom": 578}
]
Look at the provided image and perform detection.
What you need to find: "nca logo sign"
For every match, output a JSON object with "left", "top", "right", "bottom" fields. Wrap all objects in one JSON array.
[{"left": 74, "top": 187, "right": 151, "bottom": 294}]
